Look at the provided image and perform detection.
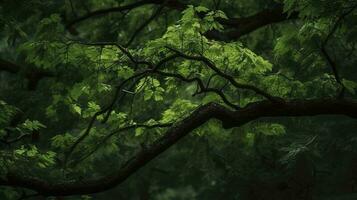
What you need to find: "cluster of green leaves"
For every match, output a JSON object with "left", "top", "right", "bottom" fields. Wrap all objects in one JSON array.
[{"left": 0, "top": 0, "right": 357, "bottom": 199}]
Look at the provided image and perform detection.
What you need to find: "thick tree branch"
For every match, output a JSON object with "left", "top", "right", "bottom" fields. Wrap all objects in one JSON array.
[
  {"left": 66, "top": 0, "right": 153, "bottom": 28},
  {"left": 66, "top": 0, "right": 185, "bottom": 28},
  {"left": 66, "top": 1, "right": 297, "bottom": 41},
  {"left": 206, "top": 5, "right": 298, "bottom": 41},
  {"left": 1, "top": 98, "right": 357, "bottom": 196}
]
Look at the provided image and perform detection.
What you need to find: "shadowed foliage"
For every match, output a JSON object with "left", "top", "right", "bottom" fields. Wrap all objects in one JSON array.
[{"left": 0, "top": 0, "right": 357, "bottom": 199}]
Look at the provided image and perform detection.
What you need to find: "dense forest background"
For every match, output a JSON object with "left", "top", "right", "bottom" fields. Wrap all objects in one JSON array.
[{"left": 1, "top": 0, "right": 357, "bottom": 199}]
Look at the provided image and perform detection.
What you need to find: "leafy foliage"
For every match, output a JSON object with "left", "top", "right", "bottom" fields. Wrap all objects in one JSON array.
[{"left": 0, "top": 0, "right": 357, "bottom": 199}]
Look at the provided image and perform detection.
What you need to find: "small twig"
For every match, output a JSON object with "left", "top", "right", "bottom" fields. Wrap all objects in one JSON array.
[
  {"left": 70, "top": 123, "right": 172, "bottom": 167},
  {"left": 125, "top": 5, "right": 166, "bottom": 47},
  {"left": 153, "top": 70, "right": 240, "bottom": 109},
  {"left": 0, "top": 133, "right": 32, "bottom": 145},
  {"left": 165, "top": 46, "right": 282, "bottom": 103},
  {"left": 320, "top": 5, "right": 357, "bottom": 97}
]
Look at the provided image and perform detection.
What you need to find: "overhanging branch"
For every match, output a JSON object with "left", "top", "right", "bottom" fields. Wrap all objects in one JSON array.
[
  {"left": 1, "top": 98, "right": 357, "bottom": 196},
  {"left": 206, "top": 5, "right": 298, "bottom": 41},
  {"left": 165, "top": 46, "right": 281, "bottom": 102},
  {"left": 66, "top": 1, "right": 297, "bottom": 41}
]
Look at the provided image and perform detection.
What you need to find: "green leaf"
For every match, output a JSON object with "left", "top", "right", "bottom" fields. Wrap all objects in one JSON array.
[
  {"left": 14, "top": 146, "right": 26, "bottom": 155},
  {"left": 154, "top": 93, "right": 164, "bottom": 101},
  {"left": 195, "top": 6, "right": 209, "bottom": 12},
  {"left": 22, "top": 120, "right": 46, "bottom": 131},
  {"left": 144, "top": 90, "right": 154, "bottom": 101},
  {"left": 152, "top": 78, "right": 160, "bottom": 87},
  {"left": 117, "top": 66, "right": 134, "bottom": 79},
  {"left": 88, "top": 102, "right": 100, "bottom": 112},
  {"left": 342, "top": 79, "right": 357, "bottom": 95},
  {"left": 135, "top": 127, "right": 144, "bottom": 136},
  {"left": 51, "top": 133, "right": 75, "bottom": 149},
  {"left": 71, "top": 104, "right": 82, "bottom": 115}
]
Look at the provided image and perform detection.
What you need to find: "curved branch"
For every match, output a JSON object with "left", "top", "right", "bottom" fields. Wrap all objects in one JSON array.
[
  {"left": 63, "top": 40, "right": 158, "bottom": 164},
  {"left": 206, "top": 5, "right": 298, "bottom": 41},
  {"left": 66, "top": 0, "right": 155, "bottom": 28},
  {"left": 153, "top": 70, "right": 240, "bottom": 109},
  {"left": 64, "top": 71, "right": 148, "bottom": 164},
  {"left": 320, "top": 5, "right": 357, "bottom": 97},
  {"left": 66, "top": 1, "right": 297, "bottom": 41},
  {"left": 66, "top": 0, "right": 186, "bottom": 28},
  {"left": 165, "top": 46, "right": 281, "bottom": 102},
  {"left": 64, "top": 53, "right": 179, "bottom": 163},
  {"left": 68, "top": 41, "right": 152, "bottom": 66},
  {"left": 70, "top": 123, "right": 173, "bottom": 167},
  {"left": 1, "top": 98, "right": 357, "bottom": 196},
  {"left": 0, "top": 133, "right": 32, "bottom": 145}
]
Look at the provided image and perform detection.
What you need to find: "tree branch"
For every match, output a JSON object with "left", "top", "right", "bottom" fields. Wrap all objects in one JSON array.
[
  {"left": 206, "top": 5, "right": 298, "bottom": 41},
  {"left": 125, "top": 4, "right": 166, "bottom": 47},
  {"left": 320, "top": 5, "right": 357, "bottom": 97},
  {"left": 63, "top": 51, "right": 178, "bottom": 164},
  {"left": 70, "top": 123, "right": 173, "bottom": 167},
  {"left": 1, "top": 98, "right": 357, "bottom": 196},
  {"left": 66, "top": 1, "right": 297, "bottom": 41},
  {"left": 153, "top": 70, "right": 240, "bottom": 109},
  {"left": 165, "top": 46, "right": 281, "bottom": 102},
  {"left": 0, "top": 133, "right": 32, "bottom": 145},
  {"left": 66, "top": 0, "right": 156, "bottom": 29}
]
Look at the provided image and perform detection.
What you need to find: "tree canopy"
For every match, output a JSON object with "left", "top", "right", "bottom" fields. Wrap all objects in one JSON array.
[{"left": 0, "top": 0, "right": 357, "bottom": 199}]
